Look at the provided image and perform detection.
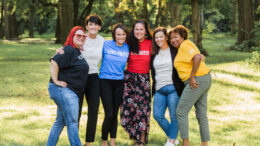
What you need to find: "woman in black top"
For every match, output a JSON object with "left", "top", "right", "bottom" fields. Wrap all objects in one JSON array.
[{"left": 47, "top": 26, "right": 89, "bottom": 146}]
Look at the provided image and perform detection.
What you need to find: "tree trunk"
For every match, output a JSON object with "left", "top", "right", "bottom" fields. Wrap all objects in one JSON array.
[
  {"left": 142, "top": 0, "right": 148, "bottom": 22},
  {"left": 254, "top": 0, "right": 260, "bottom": 21},
  {"left": 4, "top": 0, "right": 9, "bottom": 39},
  {"left": 169, "top": 1, "right": 182, "bottom": 27},
  {"left": 29, "top": 0, "right": 35, "bottom": 38},
  {"left": 73, "top": 0, "right": 80, "bottom": 25},
  {"left": 55, "top": 6, "right": 61, "bottom": 44},
  {"left": 191, "top": 0, "right": 208, "bottom": 56},
  {"left": 237, "top": 0, "right": 254, "bottom": 44},
  {"left": 4, "top": 0, "right": 18, "bottom": 39},
  {"left": 0, "top": 0, "right": 4, "bottom": 38},
  {"left": 77, "top": 0, "right": 95, "bottom": 26},
  {"left": 155, "top": 0, "right": 161, "bottom": 27},
  {"left": 231, "top": 0, "right": 237, "bottom": 35},
  {"left": 59, "top": 0, "right": 73, "bottom": 44},
  {"left": 114, "top": 0, "right": 123, "bottom": 22}
]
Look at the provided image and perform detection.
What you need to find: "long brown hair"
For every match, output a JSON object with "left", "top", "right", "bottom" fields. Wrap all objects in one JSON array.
[{"left": 152, "top": 27, "right": 168, "bottom": 55}]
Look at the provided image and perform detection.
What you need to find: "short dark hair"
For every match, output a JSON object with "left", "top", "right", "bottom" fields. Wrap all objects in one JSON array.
[
  {"left": 112, "top": 23, "right": 129, "bottom": 41},
  {"left": 152, "top": 27, "right": 168, "bottom": 55},
  {"left": 169, "top": 25, "right": 189, "bottom": 40},
  {"left": 85, "top": 14, "right": 102, "bottom": 26},
  {"left": 128, "top": 19, "right": 152, "bottom": 53}
]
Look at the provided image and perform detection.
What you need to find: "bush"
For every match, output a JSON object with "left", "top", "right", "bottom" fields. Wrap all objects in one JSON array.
[{"left": 247, "top": 51, "right": 260, "bottom": 65}]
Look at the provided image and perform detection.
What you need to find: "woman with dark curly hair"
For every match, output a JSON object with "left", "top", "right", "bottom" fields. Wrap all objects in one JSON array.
[
  {"left": 120, "top": 19, "right": 152, "bottom": 146},
  {"left": 170, "top": 25, "right": 211, "bottom": 146}
]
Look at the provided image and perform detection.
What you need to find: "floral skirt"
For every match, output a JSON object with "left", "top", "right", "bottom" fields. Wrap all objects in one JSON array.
[{"left": 120, "top": 70, "right": 151, "bottom": 143}]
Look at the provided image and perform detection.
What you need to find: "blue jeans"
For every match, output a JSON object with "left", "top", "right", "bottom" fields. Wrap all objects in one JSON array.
[
  {"left": 153, "top": 84, "right": 179, "bottom": 139},
  {"left": 47, "top": 83, "right": 81, "bottom": 146}
]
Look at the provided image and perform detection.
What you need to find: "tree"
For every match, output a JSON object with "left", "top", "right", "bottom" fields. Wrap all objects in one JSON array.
[
  {"left": 58, "top": 0, "right": 73, "bottom": 44},
  {"left": 169, "top": 0, "right": 182, "bottom": 27},
  {"left": 4, "top": 0, "right": 18, "bottom": 39},
  {"left": 73, "top": 0, "right": 80, "bottom": 25},
  {"left": 231, "top": 0, "right": 237, "bottom": 35},
  {"left": 142, "top": 0, "right": 149, "bottom": 22},
  {"left": 191, "top": 0, "right": 208, "bottom": 55},
  {"left": 114, "top": 0, "right": 123, "bottom": 22},
  {"left": 0, "top": 0, "right": 4, "bottom": 38},
  {"left": 29, "top": 0, "right": 35, "bottom": 38},
  {"left": 155, "top": 0, "right": 162, "bottom": 27},
  {"left": 77, "top": 0, "right": 95, "bottom": 26},
  {"left": 237, "top": 0, "right": 254, "bottom": 44}
]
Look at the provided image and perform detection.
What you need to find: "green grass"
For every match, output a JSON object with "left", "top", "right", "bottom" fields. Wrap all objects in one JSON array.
[{"left": 0, "top": 33, "right": 260, "bottom": 145}]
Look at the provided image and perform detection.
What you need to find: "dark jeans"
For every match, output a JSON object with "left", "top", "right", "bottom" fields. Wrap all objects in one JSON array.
[
  {"left": 100, "top": 79, "right": 124, "bottom": 140},
  {"left": 79, "top": 73, "right": 100, "bottom": 142}
]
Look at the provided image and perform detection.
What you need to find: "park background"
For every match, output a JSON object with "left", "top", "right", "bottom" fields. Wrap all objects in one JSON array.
[{"left": 0, "top": 0, "right": 260, "bottom": 145}]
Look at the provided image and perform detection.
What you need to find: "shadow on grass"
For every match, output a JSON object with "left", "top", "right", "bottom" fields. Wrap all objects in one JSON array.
[
  {"left": 213, "top": 80, "right": 260, "bottom": 93},
  {"left": 211, "top": 69, "right": 260, "bottom": 82}
]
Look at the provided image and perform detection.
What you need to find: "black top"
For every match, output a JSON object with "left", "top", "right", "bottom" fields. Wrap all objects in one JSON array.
[
  {"left": 150, "top": 45, "right": 184, "bottom": 97},
  {"left": 50, "top": 45, "right": 89, "bottom": 98}
]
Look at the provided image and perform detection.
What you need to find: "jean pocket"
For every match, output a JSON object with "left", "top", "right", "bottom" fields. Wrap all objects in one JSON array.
[{"left": 48, "top": 83, "right": 55, "bottom": 99}]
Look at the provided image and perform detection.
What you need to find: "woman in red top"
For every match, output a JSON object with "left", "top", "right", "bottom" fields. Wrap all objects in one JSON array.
[{"left": 120, "top": 19, "right": 152, "bottom": 146}]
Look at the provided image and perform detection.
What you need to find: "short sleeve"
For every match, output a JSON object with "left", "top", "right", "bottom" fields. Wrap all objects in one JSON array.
[
  {"left": 51, "top": 45, "right": 74, "bottom": 69},
  {"left": 179, "top": 40, "right": 200, "bottom": 62}
]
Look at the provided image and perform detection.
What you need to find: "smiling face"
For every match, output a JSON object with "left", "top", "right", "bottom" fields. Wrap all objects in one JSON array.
[
  {"left": 85, "top": 22, "right": 101, "bottom": 37},
  {"left": 73, "top": 30, "right": 86, "bottom": 48},
  {"left": 170, "top": 32, "right": 184, "bottom": 48},
  {"left": 115, "top": 28, "right": 127, "bottom": 47},
  {"left": 134, "top": 23, "right": 146, "bottom": 42},
  {"left": 155, "top": 31, "right": 167, "bottom": 48}
]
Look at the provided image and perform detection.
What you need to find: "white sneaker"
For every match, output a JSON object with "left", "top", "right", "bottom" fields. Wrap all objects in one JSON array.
[
  {"left": 175, "top": 139, "right": 179, "bottom": 145},
  {"left": 165, "top": 139, "right": 176, "bottom": 146}
]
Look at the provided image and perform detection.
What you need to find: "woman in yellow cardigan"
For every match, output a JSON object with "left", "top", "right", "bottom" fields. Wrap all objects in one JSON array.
[{"left": 169, "top": 25, "right": 212, "bottom": 146}]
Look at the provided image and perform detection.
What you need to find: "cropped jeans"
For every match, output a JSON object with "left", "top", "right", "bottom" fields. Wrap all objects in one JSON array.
[
  {"left": 153, "top": 84, "right": 179, "bottom": 140},
  {"left": 47, "top": 83, "right": 81, "bottom": 146}
]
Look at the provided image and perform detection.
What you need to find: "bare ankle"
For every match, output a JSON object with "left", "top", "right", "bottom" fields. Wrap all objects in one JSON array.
[
  {"left": 110, "top": 138, "right": 116, "bottom": 146},
  {"left": 102, "top": 140, "right": 108, "bottom": 146}
]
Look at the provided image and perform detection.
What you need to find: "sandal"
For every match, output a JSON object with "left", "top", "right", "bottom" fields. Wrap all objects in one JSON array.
[{"left": 138, "top": 142, "right": 145, "bottom": 146}]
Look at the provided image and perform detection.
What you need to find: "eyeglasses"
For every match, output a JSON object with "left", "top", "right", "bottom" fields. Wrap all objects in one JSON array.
[{"left": 74, "top": 34, "right": 87, "bottom": 39}]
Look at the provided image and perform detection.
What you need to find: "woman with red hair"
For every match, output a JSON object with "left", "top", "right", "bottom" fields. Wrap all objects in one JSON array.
[{"left": 47, "top": 26, "right": 89, "bottom": 146}]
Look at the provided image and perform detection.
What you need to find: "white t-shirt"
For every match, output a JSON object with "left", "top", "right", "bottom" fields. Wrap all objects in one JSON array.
[
  {"left": 81, "top": 34, "right": 105, "bottom": 74},
  {"left": 153, "top": 47, "right": 173, "bottom": 90}
]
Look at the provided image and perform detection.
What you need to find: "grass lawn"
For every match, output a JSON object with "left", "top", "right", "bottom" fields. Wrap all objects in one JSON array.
[{"left": 0, "top": 33, "right": 259, "bottom": 146}]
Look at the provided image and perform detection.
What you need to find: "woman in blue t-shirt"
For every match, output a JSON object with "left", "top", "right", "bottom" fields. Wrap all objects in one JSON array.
[{"left": 99, "top": 23, "right": 129, "bottom": 146}]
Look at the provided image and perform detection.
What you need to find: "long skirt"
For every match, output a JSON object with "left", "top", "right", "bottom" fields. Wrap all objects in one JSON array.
[{"left": 120, "top": 70, "right": 151, "bottom": 143}]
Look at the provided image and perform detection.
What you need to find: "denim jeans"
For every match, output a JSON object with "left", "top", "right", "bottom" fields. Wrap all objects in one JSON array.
[
  {"left": 47, "top": 83, "right": 81, "bottom": 146},
  {"left": 153, "top": 84, "right": 179, "bottom": 139}
]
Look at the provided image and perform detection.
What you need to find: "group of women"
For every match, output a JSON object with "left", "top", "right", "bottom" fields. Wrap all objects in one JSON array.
[{"left": 47, "top": 15, "right": 212, "bottom": 146}]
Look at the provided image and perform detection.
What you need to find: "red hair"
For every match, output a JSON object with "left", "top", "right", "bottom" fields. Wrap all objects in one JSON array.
[{"left": 64, "top": 26, "right": 86, "bottom": 48}]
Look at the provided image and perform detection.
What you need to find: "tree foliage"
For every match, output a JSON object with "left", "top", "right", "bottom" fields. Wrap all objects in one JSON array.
[{"left": 0, "top": 0, "right": 258, "bottom": 52}]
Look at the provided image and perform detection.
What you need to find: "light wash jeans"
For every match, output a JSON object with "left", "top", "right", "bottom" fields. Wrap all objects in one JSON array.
[
  {"left": 153, "top": 84, "right": 179, "bottom": 139},
  {"left": 47, "top": 83, "right": 81, "bottom": 146}
]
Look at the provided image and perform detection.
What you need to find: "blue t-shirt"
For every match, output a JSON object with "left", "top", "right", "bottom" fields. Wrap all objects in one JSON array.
[{"left": 99, "top": 40, "right": 129, "bottom": 80}]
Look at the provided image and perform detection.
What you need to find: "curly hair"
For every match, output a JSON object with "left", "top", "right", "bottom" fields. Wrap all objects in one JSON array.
[{"left": 169, "top": 25, "right": 189, "bottom": 40}]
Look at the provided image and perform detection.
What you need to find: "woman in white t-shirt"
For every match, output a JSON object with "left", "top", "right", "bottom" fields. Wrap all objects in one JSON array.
[
  {"left": 56, "top": 15, "right": 104, "bottom": 146},
  {"left": 150, "top": 27, "right": 184, "bottom": 146}
]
